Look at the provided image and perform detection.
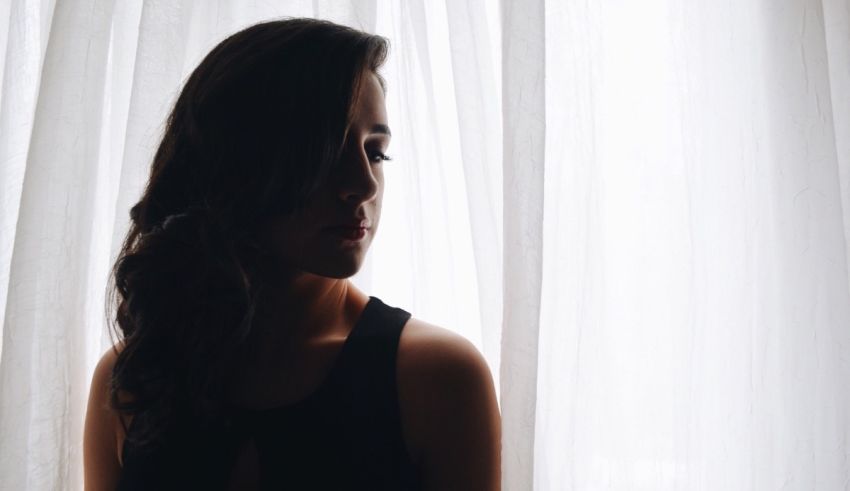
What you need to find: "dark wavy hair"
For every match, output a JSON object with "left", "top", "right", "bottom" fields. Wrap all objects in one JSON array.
[{"left": 104, "top": 17, "right": 389, "bottom": 450}]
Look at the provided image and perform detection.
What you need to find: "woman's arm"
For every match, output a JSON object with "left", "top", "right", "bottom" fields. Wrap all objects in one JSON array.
[
  {"left": 83, "top": 347, "right": 123, "bottom": 490},
  {"left": 398, "top": 323, "right": 502, "bottom": 490}
]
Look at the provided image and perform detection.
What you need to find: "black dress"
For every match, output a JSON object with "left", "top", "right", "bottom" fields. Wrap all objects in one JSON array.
[{"left": 116, "top": 296, "right": 422, "bottom": 490}]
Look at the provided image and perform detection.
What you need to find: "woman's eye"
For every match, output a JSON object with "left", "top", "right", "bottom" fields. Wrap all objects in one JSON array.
[{"left": 370, "top": 152, "right": 393, "bottom": 163}]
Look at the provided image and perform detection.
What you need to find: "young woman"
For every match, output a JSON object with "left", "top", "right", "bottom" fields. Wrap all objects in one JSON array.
[{"left": 82, "top": 17, "right": 500, "bottom": 490}]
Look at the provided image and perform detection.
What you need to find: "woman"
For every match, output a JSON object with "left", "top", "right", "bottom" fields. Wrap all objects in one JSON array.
[{"left": 82, "top": 17, "right": 501, "bottom": 490}]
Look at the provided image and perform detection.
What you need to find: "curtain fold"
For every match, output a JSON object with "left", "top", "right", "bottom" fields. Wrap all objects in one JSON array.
[
  {"left": 822, "top": 0, "right": 850, "bottom": 289},
  {"left": 499, "top": 0, "right": 545, "bottom": 489},
  {"left": 0, "top": 1, "right": 115, "bottom": 489},
  {"left": 0, "top": 1, "right": 848, "bottom": 490},
  {"left": 533, "top": 0, "right": 850, "bottom": 488},
  {"left": 0, "top": 0, "right": 56, "bottom": 355},
  {"left": 109, "top": 0, "right": 192, "bottom": 275},
  {"left": 443, "top": 0, "right": 504, "bottom": 400}
]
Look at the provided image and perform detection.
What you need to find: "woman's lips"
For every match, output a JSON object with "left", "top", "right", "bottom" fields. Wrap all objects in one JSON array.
[{"left": 328, "top": 226, "right": 367, "bottom": 241}]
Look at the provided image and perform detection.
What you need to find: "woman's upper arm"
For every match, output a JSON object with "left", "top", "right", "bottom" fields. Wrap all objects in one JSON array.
[
  {"left": 83, "top": 346, "right": 123, "bottom": 491},
  {"left": 400, "top": 326, "right": 502, "bottom": 491}
]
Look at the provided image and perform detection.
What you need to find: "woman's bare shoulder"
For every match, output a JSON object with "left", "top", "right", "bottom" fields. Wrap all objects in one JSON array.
[
  {"left": 396, "top": 317, "right": 501, "bottom": 489},
  {"left": 88, "top": 344, "right": 134, "bottom": 459},
  {"left": 84, "top": 343, "right": 129, "bottom": 489},
  {"left": 397, "top": 318, "right": 488, "bottom": 370}
]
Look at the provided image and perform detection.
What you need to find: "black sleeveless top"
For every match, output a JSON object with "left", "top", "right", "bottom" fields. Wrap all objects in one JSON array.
[{"left": 116, "top": 296, "right": 422, "bottom": 490}]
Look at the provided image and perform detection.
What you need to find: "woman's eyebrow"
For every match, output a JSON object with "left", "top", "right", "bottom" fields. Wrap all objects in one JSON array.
[{"left": 370, "top": 124, "right": 392, "bottom": 137}]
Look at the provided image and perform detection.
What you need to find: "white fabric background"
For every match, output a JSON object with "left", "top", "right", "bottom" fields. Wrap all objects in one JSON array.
[{"left": 0, "top": 0, "right": 848, "bottom": 489}]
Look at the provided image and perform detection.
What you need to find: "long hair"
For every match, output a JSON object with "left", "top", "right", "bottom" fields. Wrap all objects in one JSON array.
[{"left": 105, "top": 17, "right": 389, "bottom": 450}]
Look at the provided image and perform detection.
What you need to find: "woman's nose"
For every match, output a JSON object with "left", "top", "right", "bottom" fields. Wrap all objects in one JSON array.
[{"left": 336, "top": 148, "right": 378, "bottom": 205}]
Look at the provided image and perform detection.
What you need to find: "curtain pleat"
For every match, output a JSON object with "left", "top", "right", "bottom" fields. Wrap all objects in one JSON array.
[
  {"left": 533, "top": 0, "right": 850, "bottom": 488},
  {"left": 822, "top": 0, "right": 850, "bottom": 292},
  {"left": 0, "top": 0, "right": 56, "bottom": 357},
  {"left": 109, "top": 0, "right": 192, "bottom": 265},
  {"left": 0, "top": 1, "right": 115, "bottom": 489},
  {"left": 500, "top": 0, "right": 546, "bottom": 489},
  {"left": 443, "top": 0, "right": 504, "bottom": 390}
]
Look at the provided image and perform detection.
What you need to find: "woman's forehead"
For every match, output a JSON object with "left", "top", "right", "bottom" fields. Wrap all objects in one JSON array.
[{"left": 348, "top": 75, "right": 390, "bottom": 138}]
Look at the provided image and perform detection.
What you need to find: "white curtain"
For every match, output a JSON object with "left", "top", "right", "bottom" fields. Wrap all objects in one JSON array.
[{"left": 0, "top": 0, "right": 848, "bottom": 489}]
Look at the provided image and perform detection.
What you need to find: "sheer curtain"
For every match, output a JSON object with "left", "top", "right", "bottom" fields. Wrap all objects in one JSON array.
[{"left": 0, "top": 0, "right": 848, "bottom": 489}]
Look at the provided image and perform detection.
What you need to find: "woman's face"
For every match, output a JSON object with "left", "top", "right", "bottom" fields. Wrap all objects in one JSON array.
[{"left": 256, "top": 71, "right": 390, "bottom": 280}]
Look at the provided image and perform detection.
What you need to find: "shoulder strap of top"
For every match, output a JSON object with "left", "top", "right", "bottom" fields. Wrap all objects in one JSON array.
[
  {"left": 332, "top": 295, "right": 412, "bottom": 392},
  {"left": 351, "top": 295, "right": 412, "bottom": 340},
  {"left": 328, "top": 295, "right": 418, "bottom": 482}
]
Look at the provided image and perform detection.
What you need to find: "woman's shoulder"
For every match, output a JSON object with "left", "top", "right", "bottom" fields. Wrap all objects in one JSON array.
[
  {"left": 397, "top": 317, "right": 489, "bottom": 374},
  {"left": 395, "top": 317, "right": 501, "bottom": 486},
  {"left": 84, "top": 343, "right": 134, "bottom": 488},
  {"left": 88, "top": 343, "right": 135, "bottom": 463}
]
